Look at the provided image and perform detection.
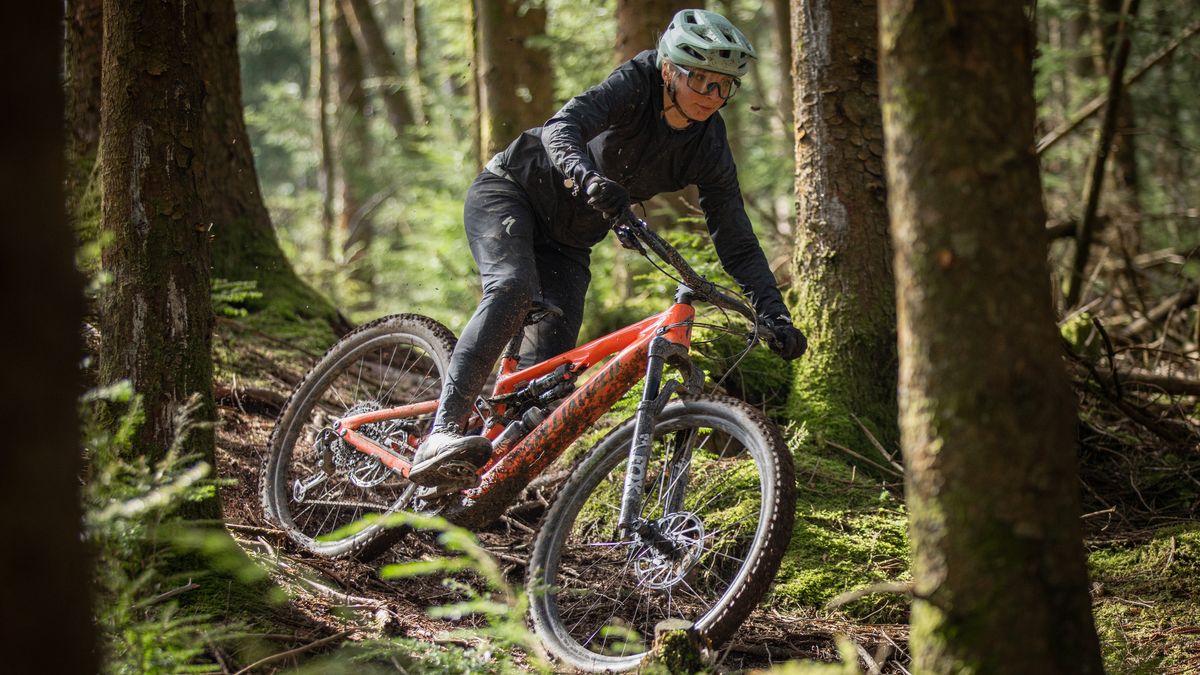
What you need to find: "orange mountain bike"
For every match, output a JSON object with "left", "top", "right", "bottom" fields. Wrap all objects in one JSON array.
[{"left": 260, "top": 212, "right": 797, "bottom": 671}]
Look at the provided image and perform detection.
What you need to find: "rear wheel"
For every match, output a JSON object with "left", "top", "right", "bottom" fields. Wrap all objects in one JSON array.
[
  {"left": 260, "top": 314, "right": 455, "bottom": 559},
  {"left": 527, "top": 395, "right": 796, "bottom": 672}
]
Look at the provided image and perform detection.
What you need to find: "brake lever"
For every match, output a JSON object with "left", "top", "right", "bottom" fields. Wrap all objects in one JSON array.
[{"left": 610, "top": 212, "right": 646, "bottom": 254}]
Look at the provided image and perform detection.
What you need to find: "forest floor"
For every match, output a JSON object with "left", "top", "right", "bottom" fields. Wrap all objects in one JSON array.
[{"left": 208, "top": 314, "right": 1200, "bottom": 674}]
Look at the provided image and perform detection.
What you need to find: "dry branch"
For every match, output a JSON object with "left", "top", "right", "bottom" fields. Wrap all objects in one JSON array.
[
  {"left": 1037, "top": 19, "right": 1200, "bottom": 155},
  {"left": 1065, "top": 0, "right": 1140, "bottom": 308}
]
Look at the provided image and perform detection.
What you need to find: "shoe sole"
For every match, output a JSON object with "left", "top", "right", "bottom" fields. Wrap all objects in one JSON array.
[{"left": 409, "top": 442, "right": 491, "bottom": 487}]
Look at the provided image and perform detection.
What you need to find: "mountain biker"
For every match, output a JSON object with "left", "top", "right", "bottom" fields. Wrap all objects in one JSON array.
[{"left": 409, "top": 8, "right": 807, "bottom": 487}]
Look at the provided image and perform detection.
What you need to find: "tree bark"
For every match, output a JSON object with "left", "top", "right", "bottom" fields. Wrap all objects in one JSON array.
[
  {"left": 879, "top": 2, "right": 1104, "bottom": 672},
  {"left": 99, "top": 0, "right": 219, "bottom": 518},
  {"left": 332, "top": 0, "right": 375, "bottom": 303},
  {"left": 340, "top": 0, "right": 417, "bottom": 135},
  {"left": 474, "top": 0, "right": 556, "bottom": 160},
  {"left": 788, "top": 0, "right": 898, "bottom": 453},
  {"left": 615, "top": 0, "right": 690, "bottom": 63},
  {"left": 65, "top": 0, "right": 104, "bottom": 222},
  {"left": 197, "top": 0, "right": 344, "bottom": 330},
  {"left": 311, "top": 0, "right": 337, "bottom": 263},
  {"left": 0, "top": 3, "right": 96, "bottom": 670}
]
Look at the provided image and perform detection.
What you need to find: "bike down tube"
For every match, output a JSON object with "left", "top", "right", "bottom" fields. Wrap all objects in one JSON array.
[{"left": 451, "top": 302, "right": 694, "bottom": 528}]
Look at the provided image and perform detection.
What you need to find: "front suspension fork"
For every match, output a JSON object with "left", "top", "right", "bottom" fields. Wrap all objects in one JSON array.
[{"left": 617, "top": 336, "right": 691, "bottom": 542}]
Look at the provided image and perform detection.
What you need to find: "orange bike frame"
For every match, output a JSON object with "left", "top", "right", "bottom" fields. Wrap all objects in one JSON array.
[{"left": 333, "top": 301, "right": 695, "bottom": 513}]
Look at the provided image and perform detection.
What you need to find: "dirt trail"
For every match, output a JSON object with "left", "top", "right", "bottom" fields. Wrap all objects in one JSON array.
[{"left": 213, "top": 385, "right": 909, "bottom": 672}]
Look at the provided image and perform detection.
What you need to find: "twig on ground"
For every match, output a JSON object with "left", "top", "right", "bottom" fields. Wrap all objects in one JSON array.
[{"left": 232, "top": 629, "right": 354, "bottom": 674}]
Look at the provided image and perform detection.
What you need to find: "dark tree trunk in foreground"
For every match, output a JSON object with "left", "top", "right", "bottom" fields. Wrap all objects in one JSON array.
[
  {"left": 789, "top": 0, "right": 898, "bottom": 453},
  {"left": 475, "top": 0, "right": 555, "bottom": 159},
  {"left": 99, "top": 0, "right": 218, "bottom": 519},
  {"left": 0, "top": 4, "right": 96, "bottom": 670},
  {"left": 65, "top": 0, "right": 103, "bottom": 222},
  {"left": 341, "top": 0, "right": 417, "bottom": 135},
  {"left": 879, "top": 2, "right": 1104, "bottom": 672},
  {"left": 198, "top": 0, "right": 342, "bottom": 329}
]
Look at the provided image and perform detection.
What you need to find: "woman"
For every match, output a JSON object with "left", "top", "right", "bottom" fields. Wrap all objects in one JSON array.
[{"left": 410, "top": 8, "right": 806, "bottom": 487}]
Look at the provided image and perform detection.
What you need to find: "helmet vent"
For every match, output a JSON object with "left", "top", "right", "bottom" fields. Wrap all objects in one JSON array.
[
  {"left": 719, "top": 49, "right": 730, "bottom": 58},
  {"left": 684, "top": 12, "right": 698, "bottom": 24},
  {"left": 681, "top": 46, "right": 704, "bottom": 61}
]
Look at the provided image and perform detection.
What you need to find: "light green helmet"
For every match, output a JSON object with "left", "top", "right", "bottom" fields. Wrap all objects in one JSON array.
[{"left": 656, "top": 9, "right": 757, "bottom": 78}]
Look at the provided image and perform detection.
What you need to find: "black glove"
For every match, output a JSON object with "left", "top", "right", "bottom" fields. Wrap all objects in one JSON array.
[
  {"left": 584, "top": 173, "right": 630, "bottom": 216},
  {"left": 762, "top": 315, "right": 807, "bottom": 361}
]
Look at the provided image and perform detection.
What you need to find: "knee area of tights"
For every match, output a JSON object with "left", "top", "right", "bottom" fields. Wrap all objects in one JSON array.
[{"left": 482, "top": 277, "right": 537, "bottom": 304}]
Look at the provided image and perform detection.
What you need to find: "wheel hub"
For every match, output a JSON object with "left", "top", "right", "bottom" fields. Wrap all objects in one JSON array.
[{"left": 633, "top": 512, "right": 706, "bottom": 590}]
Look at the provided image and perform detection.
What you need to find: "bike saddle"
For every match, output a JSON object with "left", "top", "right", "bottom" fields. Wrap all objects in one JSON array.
[{"left": 524, "top": 300, "right": 564, "bottom": 326}]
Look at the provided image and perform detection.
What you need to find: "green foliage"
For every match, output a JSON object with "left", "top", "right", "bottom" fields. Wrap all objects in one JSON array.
[
  {"left": 211, "top": 279, "right": 264, "bottom": 318},
  {"left": 309, "top": 511, "right": 552, "bottom": 673},
  {"left": 84, "top": 384, "right": 280, "bottom": 674}
]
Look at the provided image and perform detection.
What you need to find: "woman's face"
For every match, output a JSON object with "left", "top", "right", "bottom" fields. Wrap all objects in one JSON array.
[{"left": 662, "top": 63, "right": 730, "bottom": 123}]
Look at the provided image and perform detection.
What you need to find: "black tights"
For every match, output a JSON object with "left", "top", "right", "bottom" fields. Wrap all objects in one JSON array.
[{"left": 434, "top": 172, "right": 592, "bottom": 429}]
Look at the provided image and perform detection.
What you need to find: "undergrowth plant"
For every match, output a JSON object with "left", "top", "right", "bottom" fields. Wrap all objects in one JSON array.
[
  {"left": 310, "top": 511, "right": 553, "bottom": 674},
  {"left": 83, "top": 383, "right": 244, "bottom": 674}
]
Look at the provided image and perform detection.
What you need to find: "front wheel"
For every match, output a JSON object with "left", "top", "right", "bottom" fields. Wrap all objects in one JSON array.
[{"left": 527, "top": 395, "right": 796, "bottom": 672}]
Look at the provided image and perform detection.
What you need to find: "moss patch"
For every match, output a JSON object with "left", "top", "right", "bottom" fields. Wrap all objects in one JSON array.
[
  {"left": 770, "top": 426, "right": 910, "bottom": 623},
  {"left": 1089, "top": 524, "right": 1200, "bottom": 673}
]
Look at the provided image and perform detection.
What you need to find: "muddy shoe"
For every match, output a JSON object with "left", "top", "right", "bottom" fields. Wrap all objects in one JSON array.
[{"left": 408, "top": 429, "right": 492, "bottom": 487}]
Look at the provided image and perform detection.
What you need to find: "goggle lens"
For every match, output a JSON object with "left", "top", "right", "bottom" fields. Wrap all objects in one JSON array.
[{"left": 677, "top": 65, "right": 740, "bottom": 100}]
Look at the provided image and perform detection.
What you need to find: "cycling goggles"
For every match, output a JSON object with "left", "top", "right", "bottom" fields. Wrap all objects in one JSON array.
[{"left": 672, "top": 63, "right": 741, "bottom": 100}]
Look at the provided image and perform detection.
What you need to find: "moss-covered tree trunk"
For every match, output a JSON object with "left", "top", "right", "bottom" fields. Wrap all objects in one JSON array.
[
  {"left": 65, "top": 0, "right": 103, "bottom": 223},
  {"left": 474, "top": 0, "right": 555, "bottom": 159},
  {"left": 99, "top": 0, "right": 219, "bottom": 519},
  {"left": 1, "top": 4, "right": 95, "bottom": 669},
  {"left": 197, "top": 0, "right": 344, "bottom": 332},
  {"left": 879, "top": 2, "right": 1104, "bottom": 672},
  {"left": 788, "top": 0, "right": 898, "bottom": 453}
]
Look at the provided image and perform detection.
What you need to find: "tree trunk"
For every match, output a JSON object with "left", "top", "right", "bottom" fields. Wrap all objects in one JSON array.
[
  {"left": 614, "top": 0, "right": 701, "bottom": 229},
  {"left": 770, "top": 0, "right": 795, "bottom": 131},
  {"left": 311, "top": 0, "right": 337, "bottom": 263},
  {"left": 788, "top": 0, "right": 897, "bottom": 454},
  {"left": 332, "top": 0, "right": 375, "bottom": 304},
  {"left": 879, "top": 2, "right": 1104, "bottom": 672},
  {"left": 99, "top": 0, "right": 219, "bottom": 518},
  {"left": 402, "top": 0, "right": 428, "bottom": 126},
  {"left": 197, "top": 0, "right": 344, "bottom": 330},
  {"left": 65, "top": 0, "right": 103, "bottom": 223},
  {"left": 0, "top": 4, "right": 95, "bottom": 670},
  {"left": 615, "top": 0, "right": 690, "bottom": 62},
  {"left": 341, "top": 0, "right": 417, "bottom": 135},
  {"left": 1092, "top": 0, "right": 1143, "bottom": 249},
  {"left": 474, "top": 0, "right": 556, "bottom": 160}
]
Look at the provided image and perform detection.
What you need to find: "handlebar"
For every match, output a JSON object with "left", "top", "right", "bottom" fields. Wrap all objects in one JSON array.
[{"left": 611, "top": 208, "right": 780, "bottom": 345}]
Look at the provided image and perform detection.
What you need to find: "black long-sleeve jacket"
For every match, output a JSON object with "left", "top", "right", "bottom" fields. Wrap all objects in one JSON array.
[{"left": 490, "top": 50, "right": 788, "bottom": 319}]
